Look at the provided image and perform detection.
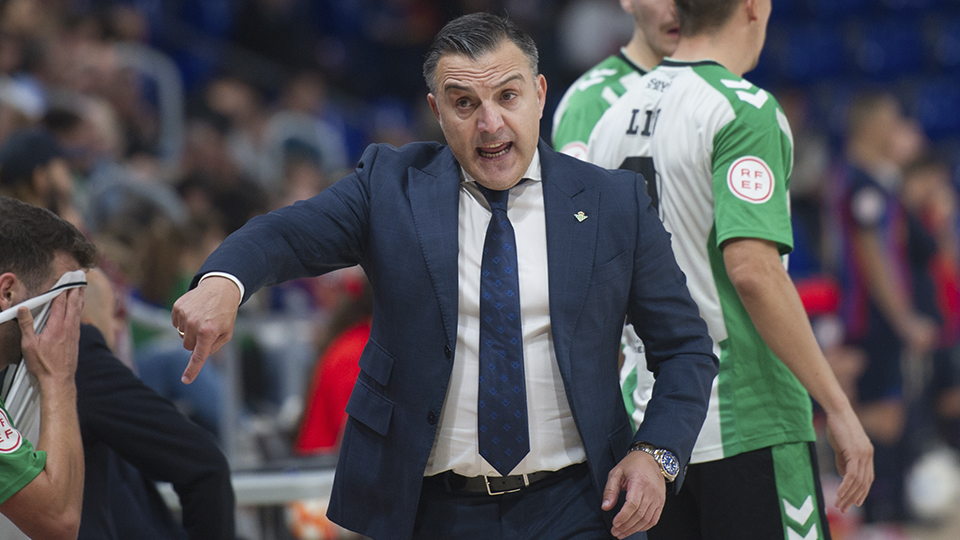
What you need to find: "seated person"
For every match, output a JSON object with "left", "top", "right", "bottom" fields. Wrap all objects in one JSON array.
[
  {"left": 78, "top": 266, "right": 236, "bottom": 540},
  {"left": 0, "top": 195, "right": 93, "bottom": 539}
]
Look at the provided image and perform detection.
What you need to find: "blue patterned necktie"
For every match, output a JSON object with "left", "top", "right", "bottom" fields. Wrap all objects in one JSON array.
[{"left": 476, "top": 184, "right": 529, "bottom": 476}]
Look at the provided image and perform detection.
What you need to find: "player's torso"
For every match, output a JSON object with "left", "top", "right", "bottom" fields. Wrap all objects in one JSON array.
[{"left": 652, "top": 62, "right": 812, "bottom": 461}]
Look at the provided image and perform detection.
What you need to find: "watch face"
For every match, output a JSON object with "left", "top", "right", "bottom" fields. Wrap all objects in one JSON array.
[{"left": 661, "top": 451, "right": 680, "bottom": 478}]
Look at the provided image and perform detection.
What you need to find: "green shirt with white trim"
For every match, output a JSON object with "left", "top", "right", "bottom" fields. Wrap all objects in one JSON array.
[
  {"left": 589, "top": 58, "right": 811, "bottom": 463},
  {"left": 552, "top": 51, "right": 647, "bottom": 160},
  {"left": 652, "top": 59, "right": 810, "bottom": 463},
  {"left": 0, "top": 398, "right": 45, "bottom": 504}
]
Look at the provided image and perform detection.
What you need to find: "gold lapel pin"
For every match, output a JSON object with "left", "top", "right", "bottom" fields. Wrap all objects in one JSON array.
[{"left": 574, "top": 211, "right": 588, "bottom": 222}]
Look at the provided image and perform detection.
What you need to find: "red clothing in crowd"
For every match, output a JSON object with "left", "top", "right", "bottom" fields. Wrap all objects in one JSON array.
[{"left": 294, "top": 318, "right": 372, "bottom": 453}]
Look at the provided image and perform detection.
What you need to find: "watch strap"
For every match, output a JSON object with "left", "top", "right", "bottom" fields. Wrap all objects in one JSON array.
[{"left": 628, "top": 442, "right": 679, "bottom": 482}]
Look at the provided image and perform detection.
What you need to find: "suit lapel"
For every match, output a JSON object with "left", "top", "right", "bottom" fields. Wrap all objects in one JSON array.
[
  {"left": 408, "top": 147, "right": 461, "bottom": 348},
  {"left": 540, "top": 141, "right": 600, "bottom": 376}
]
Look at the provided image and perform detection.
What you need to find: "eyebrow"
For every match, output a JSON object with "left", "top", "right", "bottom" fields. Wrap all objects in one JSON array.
[{"left": 443, "top": 72, "right": 525, "bottom": 94}]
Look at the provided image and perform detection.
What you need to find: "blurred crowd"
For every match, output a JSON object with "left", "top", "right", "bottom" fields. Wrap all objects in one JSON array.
[
  {"left": 0, "top": 0, "right": 959, "bottom": 538},
  {"left": 787, "top": 89, "right": 960, "bottom": 538}
]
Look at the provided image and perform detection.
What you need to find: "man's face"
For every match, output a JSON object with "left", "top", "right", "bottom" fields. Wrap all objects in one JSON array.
[
  {"left": 428, "top": 40, "right": 546, "bottom": 191},
  {"left": 0, "top": 253, "right": 81, "bottom": 368},
  {"left": 624, "top": 0, "right": 680, "bottom": 59},
  {"left": 861, "top": 97, "right": 902, "bottom": 156}
]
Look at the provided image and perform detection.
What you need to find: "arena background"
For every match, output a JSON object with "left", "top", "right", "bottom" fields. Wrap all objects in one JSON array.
[{"left": 1, "top": 1, "right": 959, "bottom": 539}]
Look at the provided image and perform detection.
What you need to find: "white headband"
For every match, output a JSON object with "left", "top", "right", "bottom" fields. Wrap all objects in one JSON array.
[{"left": 0, "top": 269, "right": 87, "bottom": 330}]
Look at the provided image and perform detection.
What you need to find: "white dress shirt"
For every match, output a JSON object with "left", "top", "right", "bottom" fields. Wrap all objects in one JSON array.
[{"left": 423, "top": 150, "right": 587, "bottom": 477}]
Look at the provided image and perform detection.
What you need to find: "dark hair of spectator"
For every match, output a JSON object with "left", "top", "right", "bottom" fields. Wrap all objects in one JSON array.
[
  {"left": 675, "top": 0, "right": 742, "bottom": 37},
  {"left": 0, "top": 196, "right": 98, "bottom": 292},
  {"left": 43, "top": 108, "right": 84, "bottom": 135},
  {"left": 0, "top": 128, "right": 65, "bottom": 189},
  {"left": 422, "top": 12, "right": 539, "bottom": 94}
]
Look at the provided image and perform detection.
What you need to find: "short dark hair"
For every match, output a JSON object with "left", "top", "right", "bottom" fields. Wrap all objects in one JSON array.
[
  {"left": 0, "top": 196, "right": 98, "bottom": 292},
  {"left": 423, "top": 12, "right": 538, "bottom": 94},
  {"left": 675, "top": 0, "right": 742, "bottom": 37},
  {"left": 0, "top": 128, "right": 65, "bottom": 190}
]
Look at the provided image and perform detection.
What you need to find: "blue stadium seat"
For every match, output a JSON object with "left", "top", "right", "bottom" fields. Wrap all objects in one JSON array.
[
  {"left": 854, "top": 20, "right": 925, "bottom": 79},
  {"left": 777, "top": 25, "right": 847, "bottom": 83},
  {"left": 934, "top": 19, "right": 960, "bottom": 71},
  {"left": 911, "top": 79, "right": 960, "bottom": 139},
  {"left": 876, "top": 0, "right": 943, "bottom": 12},
  {"left": 808, "top": 0, "right": 871, "bottom": 19},
  {"left": 821, "top": 83, "right": 858, "bottom": 140},
  {"left": 770, "top": 0, "right": 802, "bottom": 21}
]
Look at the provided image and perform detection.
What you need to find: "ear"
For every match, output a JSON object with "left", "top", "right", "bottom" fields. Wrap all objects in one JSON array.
[
  {"left": 0, "top": 272, "right": 21, "bottom": 311},
  {"left": 619, "top": 0, "right": 635, "bottom": 15},
  {"left": 536, "top": 74, "right": 547, "bottom": 119},
  {"left": 427, "top": 93, "right": 441, "bottom": 126},
  {"left": 744, "top": 0, "right": 760, "bottom": 22}
]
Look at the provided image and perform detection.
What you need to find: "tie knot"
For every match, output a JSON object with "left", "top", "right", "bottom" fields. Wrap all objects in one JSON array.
[{"left": 477, "top": 184, "right": 510, "bottom": 213}]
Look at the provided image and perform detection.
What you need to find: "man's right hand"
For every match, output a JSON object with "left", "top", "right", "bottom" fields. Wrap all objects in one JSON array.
[
  {"left": 18, "top": 287, "right": 83, "bottom": 387},
  {"left": 171, "top": 276, "right": 241, "bottom": 384},
  {"left": 826, "top": 407, "right": 874, "bottom": 512}
]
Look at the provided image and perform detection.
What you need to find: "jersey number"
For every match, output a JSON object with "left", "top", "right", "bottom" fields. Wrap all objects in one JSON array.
[{"left": 618, "top": 157, "right": 659, "bottom": 211}]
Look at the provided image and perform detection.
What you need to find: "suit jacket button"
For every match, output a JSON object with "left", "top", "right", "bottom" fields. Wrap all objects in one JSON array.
[
  {"left": 427, "top": 411, "right": 438, "bottom": 425},
  {"left": 444, "top": 345, "right": 452, "bottom": 359}
]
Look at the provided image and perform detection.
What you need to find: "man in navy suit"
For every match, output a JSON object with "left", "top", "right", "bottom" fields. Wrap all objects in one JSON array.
[{"left": 173, "top": 13, "right": 717, "bottom": 540}]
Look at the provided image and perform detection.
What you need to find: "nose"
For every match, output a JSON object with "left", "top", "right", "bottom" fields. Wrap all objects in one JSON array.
[{"left": 476, "top": 102, "right": 504, "bottom": 133}]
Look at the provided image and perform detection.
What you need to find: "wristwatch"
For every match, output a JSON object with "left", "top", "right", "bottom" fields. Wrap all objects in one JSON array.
[{"left": 629, "top": 442, "right": 680, "bottom": 482}]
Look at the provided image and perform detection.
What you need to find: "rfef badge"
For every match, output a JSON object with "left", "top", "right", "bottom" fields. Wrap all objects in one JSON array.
[
  {"left": 727, "top": 156, "right": 774, "bottom": 204},
  {"left": 0, "top": 408, "right": 23, "bottom": 453}
]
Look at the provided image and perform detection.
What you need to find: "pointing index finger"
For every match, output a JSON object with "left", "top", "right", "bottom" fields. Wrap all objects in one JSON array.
[{"left": 181, "top": 338, "right": 212, "bottom": 384}]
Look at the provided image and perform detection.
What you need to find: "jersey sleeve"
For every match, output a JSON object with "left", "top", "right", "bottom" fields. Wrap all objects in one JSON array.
[
  {"left": 0, "top": 405, "right": 46, "bottom": 505},
  {"left": 553, "top": 94, "right": 609, "bottom": 161},
  {"left": 711, "top": 108, "right": 794, "bottom": 254}
]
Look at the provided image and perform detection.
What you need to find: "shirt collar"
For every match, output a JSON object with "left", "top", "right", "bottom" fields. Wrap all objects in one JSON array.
[{"left": 460, "top": 148, "right": 542, "bottom": 187}]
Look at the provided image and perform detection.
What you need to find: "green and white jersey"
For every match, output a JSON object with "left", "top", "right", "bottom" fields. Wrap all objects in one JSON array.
[
  {"left": 0, "top": 398, "right": 45, "bottom": 504},
  {"left": 585, "top": 66, "right": 681, "bottom": 196},
  {"left": 650, "top": 59, "right": 810, "bottom": 463},
  {"left": 552, "top": 51, "right": 647, "bottom": 160}
]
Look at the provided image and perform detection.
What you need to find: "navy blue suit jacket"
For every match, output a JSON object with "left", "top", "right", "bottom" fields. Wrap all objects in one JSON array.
[
  {"left": 76, "top": 325, "right": 235, "bottom": 540},
  {"left": 197, "top": 139, "right": 717, "bottom": 540}
]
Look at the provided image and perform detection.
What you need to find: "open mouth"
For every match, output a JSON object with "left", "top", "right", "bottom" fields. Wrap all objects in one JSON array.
[{"left": 478, "top": 142, "right": 512, "bottom": 159}]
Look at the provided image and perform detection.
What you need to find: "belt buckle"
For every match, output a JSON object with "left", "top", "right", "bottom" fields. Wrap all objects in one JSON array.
[{"left": 485, "top": 473, "right": 529, "bottom": 495}]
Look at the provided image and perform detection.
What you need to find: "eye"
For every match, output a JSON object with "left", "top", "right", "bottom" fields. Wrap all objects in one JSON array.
[
  {"left": 455, "top": 97, "right": 472, "bottom": 109},
  {"left": 502, "top": 91, "right": 518, "bottom": 101}
]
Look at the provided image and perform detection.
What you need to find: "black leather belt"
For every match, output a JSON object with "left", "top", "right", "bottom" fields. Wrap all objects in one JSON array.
[{"left": 427, "top": 462, "right": 585, "bottom": 496}]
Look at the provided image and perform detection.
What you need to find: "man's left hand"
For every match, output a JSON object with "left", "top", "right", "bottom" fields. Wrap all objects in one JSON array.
[{"left": 601, "top": 448, "right": 666, "bottom": 539}]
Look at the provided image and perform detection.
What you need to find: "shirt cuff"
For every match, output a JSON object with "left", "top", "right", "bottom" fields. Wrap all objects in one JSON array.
[{"left": 199, "top": 272, "right": 245, "bottom": 305}]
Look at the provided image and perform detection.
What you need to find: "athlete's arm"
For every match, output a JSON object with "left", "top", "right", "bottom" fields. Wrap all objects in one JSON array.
[
  {"left": 0, "top": 290, "right": 85, "bottom": 540},
  {"left": 852, "top": 228, "right": 938, "bottom": 354},
  {"left": 723, "top": 237, "right": 873, "bottom": 513}
]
